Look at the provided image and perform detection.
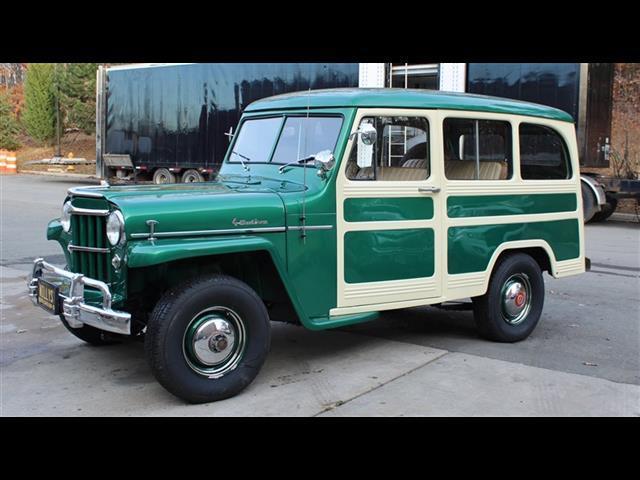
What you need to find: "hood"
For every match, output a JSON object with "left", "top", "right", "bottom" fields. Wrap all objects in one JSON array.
[{"left": 70, "top": 180, "right": 288, "bottom": 240}]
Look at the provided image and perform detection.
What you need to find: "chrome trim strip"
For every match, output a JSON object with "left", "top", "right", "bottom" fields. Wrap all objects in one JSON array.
[
  {"left": 130, "top": 226, "right": 287, "bottom": 239},
  {"left": 68, "top": 244, "right": 110, "bottom": 254},
  {"left": 69, "top": 205, "right": 110, "bottom": 216},
  {"left": 286, "top": 225, "right": 334, "bottom": 231}
]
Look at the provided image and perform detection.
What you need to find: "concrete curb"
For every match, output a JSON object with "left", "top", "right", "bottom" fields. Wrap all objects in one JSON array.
[
  {"left": 17, "top": 170, "right": 98, "bottom": 180},
  {"left": 610, "top": 212, "right": 640, "bottom": 223}
]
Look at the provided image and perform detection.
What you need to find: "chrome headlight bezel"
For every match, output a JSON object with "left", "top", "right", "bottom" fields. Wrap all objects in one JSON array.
[
  {"left": 106, "top": 210, "right": 125, "bottom": 246},
  {"left": 61, "top": 201, "right": 72, "bottom": 232}
]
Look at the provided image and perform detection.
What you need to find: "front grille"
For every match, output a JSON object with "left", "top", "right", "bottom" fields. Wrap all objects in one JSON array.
[{"left": 70, "top": 214, "right": 111, "bottom": 283}]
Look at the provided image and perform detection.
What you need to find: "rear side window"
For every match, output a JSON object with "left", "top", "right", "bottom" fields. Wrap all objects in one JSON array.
[
  {"left": 443, "top": 118, "right": 512, "bottom": 180},
  {"left": 519, "top": 124, "right": 571, "bottom": 180}
]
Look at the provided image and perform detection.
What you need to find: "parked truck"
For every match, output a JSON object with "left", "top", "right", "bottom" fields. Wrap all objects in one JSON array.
[{"left": 96, "top": 63, "right": 621, "bottom": 221}]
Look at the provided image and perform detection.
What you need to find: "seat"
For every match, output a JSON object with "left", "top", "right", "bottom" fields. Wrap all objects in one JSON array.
[
  {"left": 377, "top": 166, "right": 428, "bottom": 181},
  {"left": 445, "top": 160, "right": 506, "bottom": 180}
]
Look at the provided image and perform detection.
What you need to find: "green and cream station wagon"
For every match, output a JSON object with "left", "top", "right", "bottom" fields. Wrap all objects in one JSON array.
[{"left": 28, "top": 88, "right": 588, "bottom": 403}]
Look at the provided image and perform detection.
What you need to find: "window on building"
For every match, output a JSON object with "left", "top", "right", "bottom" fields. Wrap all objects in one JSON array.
[
  {"left": 345, "top": 116, "right": 430, "bottom": 181},
  {"left": 519, "top": 123, "right": 571, "bottom": 179},
  {"left": 443, "top": 118, "right": 512, "bottom": 180}
]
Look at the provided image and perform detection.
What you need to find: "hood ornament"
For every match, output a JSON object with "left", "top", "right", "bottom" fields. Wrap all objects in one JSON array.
[{"left": 146, "top": 220, "right": 159, "bottom": 240}]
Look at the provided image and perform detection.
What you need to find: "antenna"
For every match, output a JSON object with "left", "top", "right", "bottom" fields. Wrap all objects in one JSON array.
[{"left": 300, "top": 86, "right": 311, "bottom": 243}]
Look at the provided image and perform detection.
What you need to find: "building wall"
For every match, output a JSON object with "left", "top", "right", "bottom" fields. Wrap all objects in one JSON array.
[{"left": 610, "top": 63, "right": 640, "bottom": 178}]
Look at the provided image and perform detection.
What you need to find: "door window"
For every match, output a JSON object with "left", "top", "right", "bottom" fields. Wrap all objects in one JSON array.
[
  {"left": 345, "top": 116, "right": 430, "bottom": 181},
  {"left": 443, "top": 118, "right": 512, "bottom": 180}
]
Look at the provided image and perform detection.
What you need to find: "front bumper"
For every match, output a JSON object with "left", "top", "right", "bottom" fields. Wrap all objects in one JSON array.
[{"left": 28, "top": 258, "right": 131, "bottom": 335}]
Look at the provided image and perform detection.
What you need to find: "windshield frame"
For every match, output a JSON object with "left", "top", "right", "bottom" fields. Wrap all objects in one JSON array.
[{"left": 226, "top": 113, "right": 345, "bottom": 168}]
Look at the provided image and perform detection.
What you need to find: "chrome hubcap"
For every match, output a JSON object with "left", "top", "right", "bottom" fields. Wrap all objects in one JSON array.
[
  {"left": 183, "top": 307, "right": 246, "bottom": 378},
  {"left": 501, "top": 274, "right": 532, "bottom": 325}
]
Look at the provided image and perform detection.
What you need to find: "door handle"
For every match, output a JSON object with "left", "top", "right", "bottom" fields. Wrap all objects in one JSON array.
[{"left": 418, "top": 186, "right": 441, "bottom": 194}]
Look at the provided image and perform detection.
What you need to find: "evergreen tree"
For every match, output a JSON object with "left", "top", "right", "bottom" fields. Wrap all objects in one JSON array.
[
  {"left": 22, "top": 63, "right": 56, "bottom": 144},
  {"left": 59, "top": 63, "right": 97, "bottom": 135},
  {"left": 0, "top": 89, "right": 21, "bottom": 150}
]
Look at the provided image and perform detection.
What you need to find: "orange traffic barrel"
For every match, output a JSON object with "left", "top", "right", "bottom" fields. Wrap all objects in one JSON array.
[
  {"left": 5, "top": 151, "right": 17, "bottom": 174},
  {"left": 0, "top": 149, "right": 7, "bottom": 174}
]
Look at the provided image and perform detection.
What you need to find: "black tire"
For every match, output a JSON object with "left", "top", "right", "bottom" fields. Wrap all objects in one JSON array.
[
  {"left": 472, "top": 253, "right": 545, "bottom": 343},
  {"left": 590, "top": 196, "right": 618, "bottom": 223},
  {"left": 153, "top": 168, "right": 176, "bottom": 184},
  {"left": 181, "top": 169, "right": 204, "bottom": 183},
  {"left": 581, "top": 182, "right": 598, "bottom": 223},
  {"left": 60, "top": 316, "right": 122, "bottom": 346},
  {"left": 145, "top": 274, "right": 271, "bottom": 403}
]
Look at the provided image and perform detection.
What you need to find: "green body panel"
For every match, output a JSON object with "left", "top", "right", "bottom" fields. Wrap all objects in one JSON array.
[
  {"left": 106, "top": 185, "right": 287, "bottom": 240},
  {"left": 246, "top": 88, "right": 574, "bottom": 122},
  {"left": 285, "top": 212, "right": 337, "bottom": 318},
  {"left": 448, "top": 219, "right": 581, "bottom": 275},
  {"left": 344, "top": 228, "right": 435, "bottom": 283},
  {"left": 127, "top": 235, "right": 285, "bottom": 269},
  {"left": 344, "top": 197, "right": 434, "bottom": 222},
  {"left": 447, "top": 194, "right": 577, "bottom": 218}
]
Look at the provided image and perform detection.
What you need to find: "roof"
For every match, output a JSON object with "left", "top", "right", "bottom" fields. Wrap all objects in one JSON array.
[{"left": 245, "top": 88, "right": 574, "bottom": 122}]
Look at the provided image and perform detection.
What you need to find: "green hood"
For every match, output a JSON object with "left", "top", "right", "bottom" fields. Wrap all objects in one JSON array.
[{"left": 70, "top": 181, "right": 288, "bottom": 240}]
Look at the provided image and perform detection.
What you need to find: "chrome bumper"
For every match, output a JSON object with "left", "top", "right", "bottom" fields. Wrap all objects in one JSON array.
[{"left": 28, "top": 258, "right": 131, "bottom": 335}]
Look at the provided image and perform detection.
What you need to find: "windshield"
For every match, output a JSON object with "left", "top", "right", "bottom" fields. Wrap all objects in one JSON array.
[{"left": 229, "top": 116, "right": 343, "bottom": 166}]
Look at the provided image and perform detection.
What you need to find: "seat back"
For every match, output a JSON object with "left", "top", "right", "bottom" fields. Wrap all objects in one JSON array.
[{"left": 445, "top": 160, "right": 506, "bottom": 180}]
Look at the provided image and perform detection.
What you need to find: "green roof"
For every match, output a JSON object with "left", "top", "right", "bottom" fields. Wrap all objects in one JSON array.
[{"left": 245, "top": 88, "right": 574, "bottom": 122}]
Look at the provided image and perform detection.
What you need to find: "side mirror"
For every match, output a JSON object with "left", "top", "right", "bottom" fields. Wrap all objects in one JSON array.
[
  {"left": 314, "top": 149, "right": 335, "bottom": 179},
  {"left": 349, "top": 123, "right": 378, "bottom": 146}
]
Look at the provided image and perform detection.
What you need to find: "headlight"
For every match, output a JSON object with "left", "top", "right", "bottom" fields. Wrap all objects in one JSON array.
[
  {"left": 106, "top": 211, "right": 125, "bottom": 246},
  {"left": 61, "top": 201, "right": 72, "bottom": 232}
]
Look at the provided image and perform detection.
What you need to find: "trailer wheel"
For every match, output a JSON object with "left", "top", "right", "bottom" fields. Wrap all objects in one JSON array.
[
  {"left": 581, "top": 182, "right": 598, "bottom": 223},
  {"left": 153, "top": 168, "right": 176, "bottom": 184},
  {"left": 181, "top": 169, "right": 204, "bottom": 183},
  {"left": 590, "top": 196, "right": 618, "bottom": 223}
]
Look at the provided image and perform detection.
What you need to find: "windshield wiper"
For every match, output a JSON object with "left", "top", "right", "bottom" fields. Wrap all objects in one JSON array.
[
  {"left": 278, "top": 155, "right": 316, "bottom": 174},
  {"left": 231, "top": 151, "right": 251, "bottom": 171}
]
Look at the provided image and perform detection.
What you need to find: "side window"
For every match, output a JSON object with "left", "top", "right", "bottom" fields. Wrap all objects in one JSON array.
[
  {"left": 346, "top": 116, "right": 430, "bottom": 181},
  {"left": 443, "top": 118, "right": 512, "bottom": 180},
  {"left": 519, "top": 123, "right": 571, "bottom": 180}
]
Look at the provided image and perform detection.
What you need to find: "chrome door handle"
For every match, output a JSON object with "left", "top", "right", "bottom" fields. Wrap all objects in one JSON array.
[{"left": 418, "top": 186, "right": 441, "bottom": 194}]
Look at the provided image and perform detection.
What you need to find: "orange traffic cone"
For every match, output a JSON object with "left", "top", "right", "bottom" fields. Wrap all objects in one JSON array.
[
  {"left": 5, "top": 151, "right": 17, "bottom": 175},
  {"left": 0, "top": 149, "right": 6, "bottom": 174}
]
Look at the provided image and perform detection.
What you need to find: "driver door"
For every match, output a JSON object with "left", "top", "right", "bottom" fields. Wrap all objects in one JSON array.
[{"left": 333, "top": 109, "right": 443, "bottom": 314}]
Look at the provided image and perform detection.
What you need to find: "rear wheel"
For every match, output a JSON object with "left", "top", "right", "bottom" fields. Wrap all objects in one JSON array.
[
  {"left": 181, "top": 169, "right": 204, "bottom": 183},
  {"left": 153, "top": 168, "right": 176, "bottom": 184},
  {"left": 472, "top": 253, "right": 545, "bottom": 342},
  {"left": 145, "top": 274, "right": 271, "bottom": 403}
]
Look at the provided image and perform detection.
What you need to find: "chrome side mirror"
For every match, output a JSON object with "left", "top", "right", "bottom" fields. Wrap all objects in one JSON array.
[
  {"left": 349, "top": 123, "right": 377, "bottom": 146},
  {"left": 314, "top": 150, "right": 335, "bottom": 179}
]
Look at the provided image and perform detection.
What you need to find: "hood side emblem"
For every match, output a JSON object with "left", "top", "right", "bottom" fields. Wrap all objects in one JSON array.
[{"left": 232, "top": 218, "right": 268, "bottom": 227}]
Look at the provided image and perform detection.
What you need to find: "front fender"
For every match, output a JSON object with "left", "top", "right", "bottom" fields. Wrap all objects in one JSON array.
[
  {"left": 126, "top": 235, "right": 284, "bottom": 268},
  {"left": 126, "top": 234, "right": 313, "bottom": 326}
]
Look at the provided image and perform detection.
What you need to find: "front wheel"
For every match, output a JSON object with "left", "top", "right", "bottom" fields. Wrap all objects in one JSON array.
[
  {"left": 472, "top": 253, "right": 545, "bottom": 342},
  {"left": 145, "top": 274, "right": 271, "bottom": 403}
]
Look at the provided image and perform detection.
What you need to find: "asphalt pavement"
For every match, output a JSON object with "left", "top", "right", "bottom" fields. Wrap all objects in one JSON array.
[{"left": 1, "top": 174, "right": 638, "bottom": 416}]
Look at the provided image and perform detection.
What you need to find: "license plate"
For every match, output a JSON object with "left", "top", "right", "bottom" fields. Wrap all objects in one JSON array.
[{"left": 36, "top": 279, "right": 61, "bottom": 315}]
